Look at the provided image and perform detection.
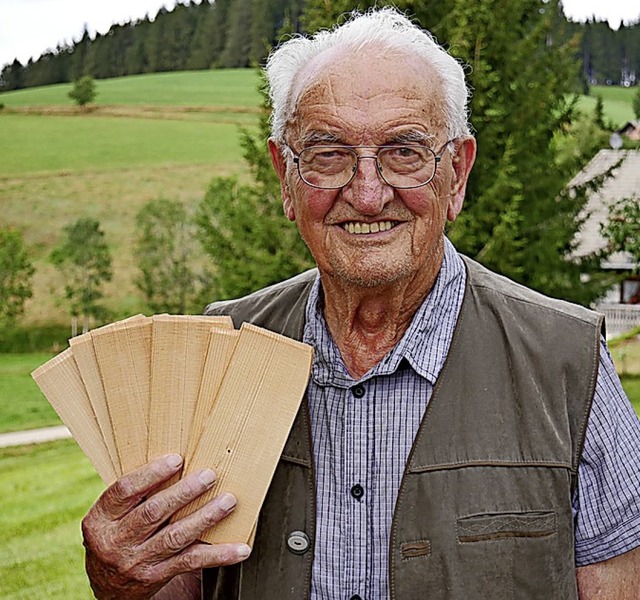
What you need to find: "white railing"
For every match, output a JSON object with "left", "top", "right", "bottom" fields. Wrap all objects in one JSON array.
[{"left": 596, "top": 303, "right": 640, "bottom": 339}]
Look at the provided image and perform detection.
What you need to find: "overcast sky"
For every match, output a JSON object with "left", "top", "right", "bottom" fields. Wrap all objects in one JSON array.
[{"left": 1, "top": 0, "right": 640, "bottom": 68}]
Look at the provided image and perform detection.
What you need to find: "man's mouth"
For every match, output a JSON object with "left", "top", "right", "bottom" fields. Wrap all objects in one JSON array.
[{"left": 341, "top": 220, "right": 397, "bottom": 235}]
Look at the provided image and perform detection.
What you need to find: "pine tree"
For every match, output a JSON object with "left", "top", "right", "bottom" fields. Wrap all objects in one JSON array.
[
  {"left": 195, "top": 80, "right": 314, "bottom": 301},
  {"left": 299, "top": 0, "right": 608, "bottom": 305}
]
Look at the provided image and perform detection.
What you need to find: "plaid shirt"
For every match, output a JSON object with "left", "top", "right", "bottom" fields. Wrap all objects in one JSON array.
[{"left": 303, "top": 238, "right": 640, "bottom": 599}]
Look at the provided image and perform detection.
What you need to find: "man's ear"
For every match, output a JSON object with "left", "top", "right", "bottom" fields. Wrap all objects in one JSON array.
[
  {"left": 447, "top": 136, "right": 477, "bottom": 222},
  {"left": 268, "top": 139, "right": 296, "bottom": 221}
]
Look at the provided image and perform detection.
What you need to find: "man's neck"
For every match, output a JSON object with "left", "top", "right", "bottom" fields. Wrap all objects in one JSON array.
[{"left": 320, "top": 252, "right": 444, "bottom": 380}]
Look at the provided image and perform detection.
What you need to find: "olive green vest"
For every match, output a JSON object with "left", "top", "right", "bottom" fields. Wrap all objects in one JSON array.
[{"left": 202, "top": 257, "right": 602, "bottom": 600}]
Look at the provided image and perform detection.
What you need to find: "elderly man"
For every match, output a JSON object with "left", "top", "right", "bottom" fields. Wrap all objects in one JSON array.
[{"left": 82, "top": 8, "right": 640, "bottom": 600}]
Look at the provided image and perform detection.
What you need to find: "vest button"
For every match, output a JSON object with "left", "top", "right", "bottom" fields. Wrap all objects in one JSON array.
[
  {"left": 352, "top": 384, "right": 365, "bottom": 398},
  {"left": 286, "top": 530, "right": 310, "bottom": 555},
  {"left": 350, "top": 483, "right": 364, "bottom": 500}
]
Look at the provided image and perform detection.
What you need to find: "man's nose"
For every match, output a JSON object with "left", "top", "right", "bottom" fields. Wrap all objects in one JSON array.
[{"left": 342, "top": 156, "right": 393, "bottom": 214}]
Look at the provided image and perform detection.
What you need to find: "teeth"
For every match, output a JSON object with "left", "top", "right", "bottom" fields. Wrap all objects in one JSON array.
[{"left": 343, "top": 221, "right": 394, "bottom": 234}]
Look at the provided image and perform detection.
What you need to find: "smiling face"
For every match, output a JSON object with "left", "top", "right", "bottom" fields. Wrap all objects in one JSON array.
[{"left": 269, "top": 46, "right": 476, "bottom": 290}]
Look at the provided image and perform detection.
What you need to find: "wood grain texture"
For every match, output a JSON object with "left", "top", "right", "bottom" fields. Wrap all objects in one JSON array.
[
  {"left": 31, "top": 348, "right": 117, "bottom": 485},
  {"left": 175, "top": 323, "right": 313, "bottom": 545}
]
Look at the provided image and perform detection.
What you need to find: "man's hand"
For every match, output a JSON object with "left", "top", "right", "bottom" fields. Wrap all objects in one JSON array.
[{"left": 82, "top": 454, "right": 251, "bottom": 600}]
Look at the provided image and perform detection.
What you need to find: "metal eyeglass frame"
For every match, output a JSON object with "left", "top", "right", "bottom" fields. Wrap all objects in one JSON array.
[{"left": 284, "top": 140, "right": 455, "bottom": 190}]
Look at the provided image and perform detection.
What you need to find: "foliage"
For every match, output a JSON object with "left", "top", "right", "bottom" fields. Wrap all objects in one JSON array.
[
  {"left": 50, "top": 218, "right": 113, "bottom": 327},
  {"left": 634, "top": 87, "right": 640, "bottom": 120},
  {"left": 0, "top": 227, "right": 35, "bottom": 333},
  {"left": 0, "top": 324, "right": 68, "bottom": 354},
  {"left": 601, "top": 197, "right": 640, "bottom": 272},
  {"left": 574, "top": 18, "right": 640, "bottom": 86},
  {"left": 302, "top": 0, "right": 609, "bottom": 305},
  {"left": 68, "top": 75, "right": 97, "bottom": 106},
  {"left": 134, "top": 198, "right": 202, "bottom": 314},
  {"left": 195, "top": 81, "right": 314, "bottom": 301}
]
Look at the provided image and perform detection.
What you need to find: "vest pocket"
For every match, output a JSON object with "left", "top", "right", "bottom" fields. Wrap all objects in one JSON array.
[{"left": 456, "top": 510, "right": 556, "bottom": 543}]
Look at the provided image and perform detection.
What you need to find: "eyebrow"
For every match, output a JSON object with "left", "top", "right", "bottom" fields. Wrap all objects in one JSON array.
[
  {"left": 297, "top": 129, "right": 437, "bottom": 147},
  {"left": 385, "top": 131, "right": 436, "bottom": 146},
  {"left": 299, "top": 131, "right": 342, "bottom": 146}
]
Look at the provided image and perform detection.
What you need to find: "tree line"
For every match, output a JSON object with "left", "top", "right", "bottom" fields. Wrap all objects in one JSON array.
[
  {"left": 1, "top": 0, "right": 639, "bottom": 92},
  {"left": 0, "top": 0, "right": 304, "bottom": 91}
]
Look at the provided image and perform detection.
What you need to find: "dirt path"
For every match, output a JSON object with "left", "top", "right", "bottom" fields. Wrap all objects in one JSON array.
[{"left": 0, "top": 425, "right": 71, "bottom": 448}]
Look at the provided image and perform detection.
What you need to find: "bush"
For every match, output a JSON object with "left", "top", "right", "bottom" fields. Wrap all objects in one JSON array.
[
  {"left": 0, "top": 323, "right": 69, "bottom": 353},
  {"left": 68, "top": 76, "right": 97, "bottom": 107}
]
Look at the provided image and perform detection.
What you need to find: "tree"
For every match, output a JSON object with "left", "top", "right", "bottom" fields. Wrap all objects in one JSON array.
[
  {"left": 0, "top": 226, "right": 35, "bottom": 332},
  {"left": 50, "top": 218, "right": 113, "bottom": 334},
  {"left": 601, "top": 197, "right": 640, "bottom": 271},
  {"left": 195, "top": 80, "right": 314, "bottom": 301},
  {"left": 68, "top": 75, "right": 97, "bottom": 107},
  {"left": 298, "top": 0, "right": 611, "bottom": 305},
  {"left": 134, "top": 198, "right": 201, "bottom": 314}
]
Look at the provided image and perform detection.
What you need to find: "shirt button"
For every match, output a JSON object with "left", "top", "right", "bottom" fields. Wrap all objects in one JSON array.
[
  {"left": 350, "top": 595, "right": 363, "bottom": 600},
  {"left": 351, "top": 384, "right": 365, "bottom": 398},
  {"left": 351, "top": 483, "right": 364, "bottom": 500},
  {"left": 286, "top": 530, "right": 310, "bottom": 555}
]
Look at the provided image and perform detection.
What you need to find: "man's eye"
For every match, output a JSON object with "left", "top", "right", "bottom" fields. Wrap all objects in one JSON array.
[
  {"left": 388, "top": 146, "right": 422, "bottom": 159},
  {"left": 307, "top": 148, "right": 351, "bottom": 164}
]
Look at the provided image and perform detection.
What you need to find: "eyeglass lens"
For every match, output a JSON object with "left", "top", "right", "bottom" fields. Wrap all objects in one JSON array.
[{"left": 297, "top": 146, "right": 437, "bottom": 189}]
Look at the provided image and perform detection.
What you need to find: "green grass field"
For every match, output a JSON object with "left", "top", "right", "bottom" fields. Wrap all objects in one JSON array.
[
  {"left": 576, "top": 84, "right": 638, "bottom": 127},
  {"left": 1, "top": 113, "right": 247, "bottom": 176},
  {"left": 0, "top": 69, "right": 262, "bottom": 325},
  {"left": 0, "top": 439, "right": 103, "bottom": 600},
  {"left": 0, "top": 69, "right": 261, "bottom": 107},
  {"left": 0, "top": 354, "right": 58, "bottom": 433}
]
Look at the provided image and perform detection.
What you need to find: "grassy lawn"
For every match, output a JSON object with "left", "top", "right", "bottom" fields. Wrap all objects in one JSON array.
[
  {"left": 0, "top": 354, "right": 59, "bottom": 433},
  {"left": 0, "top": 439, "right": 104, "bottom": 600},
  {"left": 0, "top": 69, "right": 261, "bottom": 108},
  {"left": 576, "top": 84, "right": 637, "bottom": 127},
  {"left": 0, "top": 113, "right": 248, "bottom": 176},
  {"left": 621, "top": 376, "right": 640, "bottom": 415}
]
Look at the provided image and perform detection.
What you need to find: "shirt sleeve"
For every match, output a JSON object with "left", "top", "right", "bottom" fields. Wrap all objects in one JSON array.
[{"left": 573, "top": 338, "right": 640, "bottom": 566}]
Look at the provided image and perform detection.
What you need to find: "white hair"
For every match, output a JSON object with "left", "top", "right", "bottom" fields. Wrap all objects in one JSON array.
[{"left": 265, "top": 7, "right": 471, "bottom": 143}]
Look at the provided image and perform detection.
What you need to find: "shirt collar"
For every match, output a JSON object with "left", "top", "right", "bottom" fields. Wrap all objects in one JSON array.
[{"left": 304, "top": 238, "right": 466, "bottom": 387}]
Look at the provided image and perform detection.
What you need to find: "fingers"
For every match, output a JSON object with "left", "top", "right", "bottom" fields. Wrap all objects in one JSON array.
[
  {"left": 124, "top": 468, "right": 219, "bottom": 541},
  {"left": 143, "top": 491, "right": 240, "bottom": 559},
  {"left": 158, "top": 540, "right": 252, "bottom": 582},
  {"left": 97, "top": 454, "right": 185, "bottom": 520}
]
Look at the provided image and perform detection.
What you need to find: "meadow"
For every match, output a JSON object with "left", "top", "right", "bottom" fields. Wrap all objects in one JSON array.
[
  {"left": 0, "top": 70, "right": 262, "bottom": 325},
  {"left": 576, "top": 84, "right": 638, "bottom": 126},
  {"left": 0, "top": 439, "right": 102, "bottom": 600},
  {"left": 1, "top": 72, "right": 636, "bottom": 327}
]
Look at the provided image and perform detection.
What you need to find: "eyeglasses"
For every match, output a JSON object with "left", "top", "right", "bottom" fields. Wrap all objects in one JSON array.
[{"left": 286, "top": 141, "right": 453, "bottom": 190}]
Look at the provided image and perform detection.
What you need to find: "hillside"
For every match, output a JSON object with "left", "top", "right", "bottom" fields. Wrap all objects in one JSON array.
[
  {"left": 0, "top": 70, "right": 262, "bottom": 326},
  {"left": 0, "top": 70, "right": 635, "bottom": 329}
]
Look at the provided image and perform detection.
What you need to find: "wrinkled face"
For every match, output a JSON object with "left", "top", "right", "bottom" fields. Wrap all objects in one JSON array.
[{"left": 269, "top": 47, "right": 475, "bottom": 289}]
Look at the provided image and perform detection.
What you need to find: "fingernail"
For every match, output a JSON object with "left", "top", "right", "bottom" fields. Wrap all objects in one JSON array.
[
  {"left": 218, "top": 492, "right": 236, "bottom": 511},
  {"left": 237, "top": 543, "right": 251, "bottom": 558},
  {"left": 166, "top": 454, "right": 183, "bottom": 469},
  {"left": 199, "top": 469, "right": 216, "bottom": 486}
]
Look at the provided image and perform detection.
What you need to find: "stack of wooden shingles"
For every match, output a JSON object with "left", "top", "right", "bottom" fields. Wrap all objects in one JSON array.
[{"left": 32, "top": 315, "right": 313, "bottom": 546}]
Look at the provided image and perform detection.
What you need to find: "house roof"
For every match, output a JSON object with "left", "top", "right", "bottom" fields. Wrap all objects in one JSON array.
[{"left": 570, "top": 149, "right": 639, "bottom": 270}]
